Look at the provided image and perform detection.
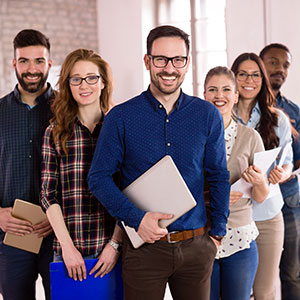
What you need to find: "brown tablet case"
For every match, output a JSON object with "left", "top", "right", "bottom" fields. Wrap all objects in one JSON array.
[{"left": 3, "top": 199, "right": 47, "bottom": 254}]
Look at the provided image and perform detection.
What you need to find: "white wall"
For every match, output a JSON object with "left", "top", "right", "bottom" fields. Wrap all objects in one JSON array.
[
  {"left": 97, "top": 0, "right": 300, "bottom": 106},
  {"left": 226, "top": 0, "right": 300, "bottom": 105},
  {"left": 97, "top": 0, "right": 155, "bottom": 104}
]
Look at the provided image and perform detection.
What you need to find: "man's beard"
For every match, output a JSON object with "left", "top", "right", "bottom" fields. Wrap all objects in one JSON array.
[
  {"left": 270, "top": 81, "right": 282, "bottom": 91},
  {"left": 16, "top": 71, "right": 49, "bottom": 93},
  {"left": 150, "top": 71, "right": 183, "bottom": 95}
]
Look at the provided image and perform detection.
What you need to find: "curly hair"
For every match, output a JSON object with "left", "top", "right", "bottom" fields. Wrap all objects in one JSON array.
[
  {"left": 51, "top": 48, "right": 113, "bottom": 154},
  {"left": 231, "top": 52, "right": 279, "bottom": 150}
]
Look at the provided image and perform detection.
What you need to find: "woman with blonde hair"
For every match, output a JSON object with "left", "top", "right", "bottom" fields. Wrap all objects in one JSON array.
[
  {"left": 204, "top": 66, "right": 269, "bottom": 300},
  {"left": 40, "top": 49, "right": 122, "bottom": 282}
]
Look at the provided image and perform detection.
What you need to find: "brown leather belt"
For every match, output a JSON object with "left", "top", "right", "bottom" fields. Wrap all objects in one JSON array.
[{"left": 160, "top": 227, "right": 206, "bottom": 243}]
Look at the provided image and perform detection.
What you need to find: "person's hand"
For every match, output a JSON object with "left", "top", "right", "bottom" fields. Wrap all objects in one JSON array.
[
  {"left": 89, "top": 242, "right": 120, "bottom": 278},
  {"left": 268, "top": 165, "right": 289, "bottom": 184},
  {"left": 242, "top": 165, "right": 265, "bottom": 186},
  {"left": 209, "top": 235, "right": 222, "bottom": 249},
  {"left": 32, "top": 219, "right": 53, "bottom": 238},
  {"left": 137, "top": 212, "right": 173, "bottom": 243},
  {"left": 61, "top": 244, "right": 86, "bottom": 281},
  {"left": 0, "top": 207, "right": 33, "bottom": 236},
  {"left": 229, "top": 191, "right": 243, "bottom": 206}
]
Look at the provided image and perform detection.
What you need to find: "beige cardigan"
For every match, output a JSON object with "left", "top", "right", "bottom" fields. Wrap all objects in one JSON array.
[{"left": 226, "top": 123, "right": 265, "bottom": 228}]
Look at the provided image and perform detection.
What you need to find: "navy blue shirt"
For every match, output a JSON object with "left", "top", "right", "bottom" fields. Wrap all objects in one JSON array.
[
  {"left": 0, "top": 84, "right": 53, "bottom": 214},
  {"left": 88, "top": 88, "right": 230, "bottom": 236},
  {"left": 276, "top": 93, "right": 300, "bottom": 200}
]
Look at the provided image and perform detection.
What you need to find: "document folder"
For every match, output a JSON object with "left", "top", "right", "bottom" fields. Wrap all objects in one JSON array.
[
  {"left": 50, "top": 258, "right": 123, "bottom": 300},
  {"left": 122, "top": 155, "right": 197, "bottom": 248},
  {"left": 3, "top": 199, "right": 47, "bottom": 254}
]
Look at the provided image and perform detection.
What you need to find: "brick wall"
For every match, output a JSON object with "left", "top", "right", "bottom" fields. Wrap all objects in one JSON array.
[{"left": 0, "top": 0, "right": 99, "bottom": 97}]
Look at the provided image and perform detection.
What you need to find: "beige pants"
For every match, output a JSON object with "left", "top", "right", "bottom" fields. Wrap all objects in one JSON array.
[{"left": 253, "top": 212, "right": 284, "bottom": 300}]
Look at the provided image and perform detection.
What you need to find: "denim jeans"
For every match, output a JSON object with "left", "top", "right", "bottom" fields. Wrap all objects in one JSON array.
[
  {"left": 210, "top": 240, "right": 258, "bottom": 300},
  {"left": 280, "top": 203, "right": 300, "bottom": 300},
  {"left": 0, "top": 234, "right": 53, "bottom": 300}
]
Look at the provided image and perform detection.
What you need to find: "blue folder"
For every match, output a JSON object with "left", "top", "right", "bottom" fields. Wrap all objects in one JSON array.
[{"left": 50, "top": 258, "right": 123, "bottom": 300}]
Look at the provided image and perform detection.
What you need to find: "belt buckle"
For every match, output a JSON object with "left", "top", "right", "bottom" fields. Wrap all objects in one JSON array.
[{"left": 167, "top": 231, "right": 178, "bottom": 243}]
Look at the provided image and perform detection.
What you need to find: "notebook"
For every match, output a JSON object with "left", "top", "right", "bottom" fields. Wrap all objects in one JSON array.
[
  {"left": 3, "top": 199, "right": 47, "bottom": 254},
  {"left": 121, "top": 155, "right": 197, "bottom": 248}
]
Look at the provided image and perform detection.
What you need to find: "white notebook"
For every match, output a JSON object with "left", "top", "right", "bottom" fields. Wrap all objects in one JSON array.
[{"left": 121, "top": 155, "right": 197, "bottom": 248}]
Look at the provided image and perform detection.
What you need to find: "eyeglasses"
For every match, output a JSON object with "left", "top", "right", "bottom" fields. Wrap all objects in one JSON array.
[
  {"left": 148, "top": 55, "right": 188, "bottom": 68},
  {"left": 236, "top": 71, "right": 263, "bottom": 83},
  {"left": 68, "top": 75, "right": 100, "bottom": 86}
]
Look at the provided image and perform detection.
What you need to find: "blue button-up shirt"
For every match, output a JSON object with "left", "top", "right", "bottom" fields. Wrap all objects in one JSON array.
[
  {"left": 276, "top": 93, "right": 300, "bottom": 202},
  {"left": 88, "top": 88, "right": 230, "bottom": 236},
  {"left": 0, "top": 84, "right": 53, "bottom": 214}
]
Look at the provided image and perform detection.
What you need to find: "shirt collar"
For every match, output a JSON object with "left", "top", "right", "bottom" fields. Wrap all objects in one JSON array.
[
  {"left": 234, "top": 102, "right": 261, "bottom": 128},
  {"left": 145, "top": 86, "right": 184, "bottom": 112},
  {"left": 13, "top": 83, "right": 53, "bottom": 105},
  {"left": 275, "top": 91, "right": 289, "bottom": 107}
]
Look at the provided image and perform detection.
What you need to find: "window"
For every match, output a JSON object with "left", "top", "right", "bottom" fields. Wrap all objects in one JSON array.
[{"left": 156, "top": 0, "right": 227, "bottom": 97}]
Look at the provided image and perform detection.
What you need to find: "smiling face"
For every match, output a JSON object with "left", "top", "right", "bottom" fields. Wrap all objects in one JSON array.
[
  {"left": 69, "top": 60, "right": 104, "bottom": 109},
  {"left": 262, "top": 48, "right": 291, "bottom": 92},
  {"left": 236, "top": 60, "right": 262, "bottom": 102},
  {"left": 204, "top": 74, "right": 238, "bottom": 123},
  {"left": 13, "top": 45, "right": 52, "bottom": 94},
  {"left": 144, "top": 36, "right": 190, "bottom": 99}
]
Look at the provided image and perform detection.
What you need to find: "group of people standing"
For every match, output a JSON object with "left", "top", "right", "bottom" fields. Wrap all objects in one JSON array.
[{"left": 0, "top": 25, "right": 299, "bottom": 300}]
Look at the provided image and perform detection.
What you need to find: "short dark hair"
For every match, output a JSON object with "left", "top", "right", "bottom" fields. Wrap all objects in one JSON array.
[
  {"left": 147, "top": 25, "right": 190, "bottom": 55},
  {"left": 259, "top": 43, "right": 291, "bottom": 60},
  {"left": 13, "top": 29, "right": 50, "bottom": 55}
]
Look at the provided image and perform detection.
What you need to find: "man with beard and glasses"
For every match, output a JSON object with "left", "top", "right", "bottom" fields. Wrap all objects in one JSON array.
[
  {"left": 0, "top": 29, "right": 54, "bottom": 300},
  {"left": 260, "top": 43, "right": 300, "bottom": 300},
  {"left": 88, "top": 25, "right": 230, "bottom": 300}
]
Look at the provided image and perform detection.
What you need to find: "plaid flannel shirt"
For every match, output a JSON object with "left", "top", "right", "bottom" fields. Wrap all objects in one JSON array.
[{"left": 40, "top": 119, "right": 114, "bottom": 256}]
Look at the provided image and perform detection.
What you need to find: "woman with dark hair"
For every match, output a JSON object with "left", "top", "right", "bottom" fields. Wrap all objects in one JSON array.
[
  {"left": 204, "top": 66, "right": 269, "bottom": 300},
  {"left": 231, "top": 53, "right": 293, "bottom": 300},
  {"left": 40, "top": 49, "right": 122, "bottom": 282}
]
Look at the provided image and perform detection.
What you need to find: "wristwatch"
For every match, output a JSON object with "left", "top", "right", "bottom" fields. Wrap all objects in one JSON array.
[
  {"left": 209, "top": 234, "right": 224, "bottom": 242},
  {"left": 108, "top": 239, "right": 122, "bottom": 252}
]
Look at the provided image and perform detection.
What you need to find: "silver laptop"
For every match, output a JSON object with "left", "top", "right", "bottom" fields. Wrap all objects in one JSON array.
[{"left": 122, "top": 155, "right": 197, "bottom": 248}]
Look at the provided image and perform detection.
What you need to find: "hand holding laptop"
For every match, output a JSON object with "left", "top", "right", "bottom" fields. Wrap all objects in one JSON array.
[{"left": 137, "top": 212, "right": 173, "bottom": 243}]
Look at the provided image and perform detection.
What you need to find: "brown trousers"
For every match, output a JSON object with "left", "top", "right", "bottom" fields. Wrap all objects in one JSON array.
[{"left": 122, "top": 232, "right": 217, "bottom": 300}]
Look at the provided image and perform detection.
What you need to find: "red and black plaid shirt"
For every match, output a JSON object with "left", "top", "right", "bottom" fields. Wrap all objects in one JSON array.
[{"left": 40, "top": 119, "right": 114, "bottom": 256}]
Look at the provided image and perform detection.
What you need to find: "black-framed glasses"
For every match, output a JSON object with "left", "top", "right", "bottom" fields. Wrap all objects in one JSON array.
[
  {"left": 68, "top": 75, "right": 100, "bottom": 86},
  {"left": 148, "top": 55, "right": 188, "bottom": 68},
  {"left": 236, "top": 71, "right": 263, "bottom": 83}
]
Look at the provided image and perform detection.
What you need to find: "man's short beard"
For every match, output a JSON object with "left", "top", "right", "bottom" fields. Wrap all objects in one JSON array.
[
  {"left": 271, "top": 82, "right": 281, "bottom": 91},
  {"left": 16, "top": 71, "right": 49, "bottom": 93}
]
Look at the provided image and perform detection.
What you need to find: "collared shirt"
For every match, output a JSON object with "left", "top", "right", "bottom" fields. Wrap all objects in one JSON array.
[
  {"left": 235, "top": 102, "right": 293, "bottom": 220},
  {"left": 88, "top": 88, "right": 230, "bottom": 236},
  {"left": 276, "top": 93, "right": 300, "bottom": 202},
  {"left": 0, "top": 84, "right": 53, "bottom": 235},
  {"left": 40, "top": 119, "right": 115, "bottom": 256}
]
